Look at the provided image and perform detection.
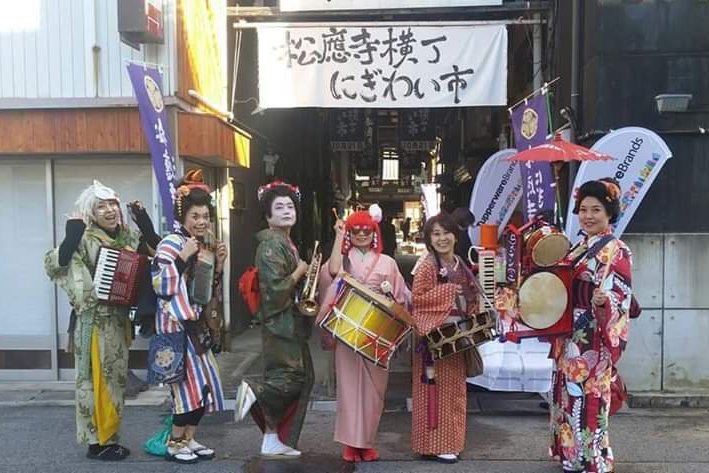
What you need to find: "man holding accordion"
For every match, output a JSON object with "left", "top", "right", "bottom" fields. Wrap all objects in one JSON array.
[{"left": 44, "top": 180, "right": 159, "bottom": 462}]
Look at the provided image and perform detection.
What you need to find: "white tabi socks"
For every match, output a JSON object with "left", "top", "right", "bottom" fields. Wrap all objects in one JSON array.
[
  {"left": 234, "top": 380, "right": 256, "bottom": 422},
  {"left": 260, "top": 433, "right": 301, "bottom": 458}
]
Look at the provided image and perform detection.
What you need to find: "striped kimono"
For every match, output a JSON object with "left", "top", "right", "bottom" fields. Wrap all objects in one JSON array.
[{"left": 152, "top": 230, "right": 225, "bottom": 415}]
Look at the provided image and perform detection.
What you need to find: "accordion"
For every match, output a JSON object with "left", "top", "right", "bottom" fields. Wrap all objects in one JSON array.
[{"left": 93, "top": 247, "right": 148, "bottom": 306}]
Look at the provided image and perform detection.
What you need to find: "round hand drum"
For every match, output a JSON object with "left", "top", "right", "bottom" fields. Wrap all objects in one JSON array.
[
  {"left": 518, "top": 272, "right": 568, "bottom": 329},
  {"left": 426, "top": 311, "right": 497, "bottom": 361},
  {"left": 524, "top": 226, "right": 570, "bottom": 267}
]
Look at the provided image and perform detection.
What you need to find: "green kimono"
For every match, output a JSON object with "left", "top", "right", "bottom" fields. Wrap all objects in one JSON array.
[
  {"left": 245, "top": 229, "right": 314, "bottom": 448},
  {"left": 45, "top": 225, "right": 140, "bottom": 445}
]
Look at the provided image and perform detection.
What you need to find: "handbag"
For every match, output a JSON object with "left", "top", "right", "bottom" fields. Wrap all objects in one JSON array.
[
  {"left": 147, "top": 331, "right": 187, "bottom": 385},
  {"left": 143, "top": 415, "right": 172, "bottom": 456}
]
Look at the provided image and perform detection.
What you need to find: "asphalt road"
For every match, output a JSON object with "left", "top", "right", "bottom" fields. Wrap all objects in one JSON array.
[{"left": 2, "top": 405, "right": 709, "bottom": 473}]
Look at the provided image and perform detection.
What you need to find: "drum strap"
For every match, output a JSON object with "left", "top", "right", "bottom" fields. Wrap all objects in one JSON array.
[{"left": 572, "top": 234, "right": 615, "bottom": 267}]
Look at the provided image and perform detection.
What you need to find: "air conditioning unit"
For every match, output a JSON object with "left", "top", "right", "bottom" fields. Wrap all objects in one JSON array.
[{"left": 118, "top": 0, "right": 164, "bottom": 50}]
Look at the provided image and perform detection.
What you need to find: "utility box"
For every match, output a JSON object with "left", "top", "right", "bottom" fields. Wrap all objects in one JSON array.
[{"left": 118, "top": 0, "right": 164, "bottom": 50}]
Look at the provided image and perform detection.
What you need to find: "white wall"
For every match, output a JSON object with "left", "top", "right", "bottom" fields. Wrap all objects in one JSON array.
[{"left": 0, "top": 0, "right": 177, "bottom": 100}]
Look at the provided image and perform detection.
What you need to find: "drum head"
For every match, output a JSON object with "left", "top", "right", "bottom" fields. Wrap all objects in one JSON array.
[
  {"left": 519, "top": 272, "right": 568, "bottom": 329},
  {"left": 531, "top": 234, "right": 571, "bottom": 267}
]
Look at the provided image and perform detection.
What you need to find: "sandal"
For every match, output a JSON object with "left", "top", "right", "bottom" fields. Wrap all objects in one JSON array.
[
  {"left": 86, "top": 444, "right": 130, "bottom": 461},
  {"left": 187, "top": 438, "right": 215, "bottom": 460},
  {"left": 165, "top": 439, "right": 198, "bottom": 464}
]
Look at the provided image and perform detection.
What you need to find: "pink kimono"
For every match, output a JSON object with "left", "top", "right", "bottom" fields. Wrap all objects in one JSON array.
[{"left": 317, "top": 249, "right": 409, "bottom": 449}]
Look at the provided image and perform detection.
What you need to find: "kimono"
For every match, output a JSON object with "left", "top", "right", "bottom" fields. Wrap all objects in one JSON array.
[
  {"left": 44, "top": 225, "right": 140, "bottom": 445},
  {"left": 410, "top": 254, "right": 479, "bottom": 456},
  {"left": 549, "top": 229, "right": 632, "bottom": 473},
  {"left": 317, "top": 249, "right": 409, "bottom": 449},
  {"left": 151, "top": 230, "right": 225, "bottom": 415},
  {"left": 244, "top": 229, "right": 314, "bottom": 448}
]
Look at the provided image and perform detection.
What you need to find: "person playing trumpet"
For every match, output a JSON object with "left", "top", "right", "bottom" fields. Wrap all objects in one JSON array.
[
  {"left": 234, "top": 181, "right": 312, "bottom": 459},
  {"left": 317, "top": 204, "right": 410, "bottom": 463}
]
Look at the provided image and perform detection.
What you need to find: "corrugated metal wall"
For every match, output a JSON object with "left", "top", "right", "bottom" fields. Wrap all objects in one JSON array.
[
  {"left": 619, "top": 234, "right": 709, "bottom": 392},
  {"left": 0, "top": 0, "right": 177, "bottom": 99}
]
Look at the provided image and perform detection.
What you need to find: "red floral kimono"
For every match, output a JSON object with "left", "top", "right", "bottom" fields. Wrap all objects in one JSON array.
[{"left": 549, "top": 230, "right": 632, "bottom": 473}]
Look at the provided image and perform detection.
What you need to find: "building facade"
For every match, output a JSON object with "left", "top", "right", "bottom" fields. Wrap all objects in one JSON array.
[{"left": 0, "top": 0, "right": 256, "bottom": 380}]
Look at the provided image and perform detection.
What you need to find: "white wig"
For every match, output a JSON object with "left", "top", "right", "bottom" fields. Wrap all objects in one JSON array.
[{"left": 74, "top": 180, "right": 121, "bottom": 224}]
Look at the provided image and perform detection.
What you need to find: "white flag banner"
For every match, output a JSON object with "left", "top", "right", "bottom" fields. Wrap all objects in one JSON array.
[
  {"left": 467, "top": 149, "right": 523, "bottom": 246},
  {"left": 421, "top": 183, "right": 441, "bottom": 218},
  {"left": 565, "top": 127, "right": 673, "bottom": 243},
  {"left": 257, "top": 24, "right": 507, "bottom": 108},
  {"left": 280, "top": 0, "right": 502, "bottom": 11}
]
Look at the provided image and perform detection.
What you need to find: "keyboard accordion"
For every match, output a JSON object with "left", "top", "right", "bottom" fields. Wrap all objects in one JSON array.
[
  {"left": 93, "top": 247, "right": 148, "bottom": 306},
  {"left": 476, "top": 249, "right": 496, "bottom": 311}
]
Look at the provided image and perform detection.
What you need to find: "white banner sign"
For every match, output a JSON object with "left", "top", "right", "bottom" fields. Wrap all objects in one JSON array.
[
  {"left": 281, "top": 0, "right": 502, "bottom": 11},
  {"left": 258, "top": 24, "right": 507, "bottom": 108},
  {"left": 565, "top": 127, "right": 673, "bottom": 242},
  {"left": 468, "top": 149, "right": 523, "bottom": 246}
]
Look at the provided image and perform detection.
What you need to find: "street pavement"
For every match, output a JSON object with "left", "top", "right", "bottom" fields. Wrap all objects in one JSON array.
[{"left": 2, "top": 404, "right": 709, "bottom": 473}]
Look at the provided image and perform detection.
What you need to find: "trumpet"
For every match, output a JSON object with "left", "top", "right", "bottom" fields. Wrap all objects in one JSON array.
[{"left": 296, "top": 241, "right": 323, "bottom": 316}]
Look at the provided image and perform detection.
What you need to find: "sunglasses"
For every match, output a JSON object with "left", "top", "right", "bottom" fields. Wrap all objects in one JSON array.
[{"left": 351, "top": 226, "right": 373, "bottom": 236}]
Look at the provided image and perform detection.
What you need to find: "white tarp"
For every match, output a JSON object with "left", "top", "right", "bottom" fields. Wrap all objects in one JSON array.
[
  {"left": 467, "top": 149, "right": 523, "bottom": 246},
  {"left": 280, "top": 0, "right": 502, "bottom": 11},
  {"left": 565, "top": 127, "right": 673, "bottom": 243},
  {"left": 258, "top": 24, "right": 507, "bottom": 108},
  {"left": 468, "top": 336, "right": 553, "bottom": 393}
]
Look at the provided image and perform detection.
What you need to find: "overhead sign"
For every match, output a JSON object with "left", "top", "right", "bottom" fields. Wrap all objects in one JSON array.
[
  {"left": 258, "top": 24, "right": 507, "bottom": 108},
  {"left": 281, "top": 0, "right": 503, "bottom": 11},
  {"left": 565, "top": 127, "right": 673, "bottom": 242}
]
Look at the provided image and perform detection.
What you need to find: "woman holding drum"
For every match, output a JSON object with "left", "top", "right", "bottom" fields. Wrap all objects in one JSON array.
[
  {"left": 318, "top": 204, "right": 409, "bottom": 463},
  {"left": 549, "top": 178, "right": 633, "bottom": 473},
  {"left": 410, "top": 212, "right": 487, "bottom": 464}
]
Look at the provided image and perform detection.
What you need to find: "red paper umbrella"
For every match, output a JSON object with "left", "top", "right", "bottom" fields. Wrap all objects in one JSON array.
[{"left": 507, "top": 133, "right": 615, "bottom": 162}]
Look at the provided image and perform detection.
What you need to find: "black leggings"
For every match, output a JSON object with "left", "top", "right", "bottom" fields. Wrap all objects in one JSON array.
[{"left": 172, "top": 407, "right": 205, "bottom": 427}]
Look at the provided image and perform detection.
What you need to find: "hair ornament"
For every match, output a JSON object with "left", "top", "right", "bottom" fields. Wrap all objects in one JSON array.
[
  {"left": 601, "top": 180, "right": 622, "bottom": 200},
  {"left": 368, "top": 203, "right": 383, "bottom": 224},
  {"left": 257, "top": 180, "right": 301, "bottom": 202},
  {"left": 174, "top": 169, "right": 212, "bottom": 218}
]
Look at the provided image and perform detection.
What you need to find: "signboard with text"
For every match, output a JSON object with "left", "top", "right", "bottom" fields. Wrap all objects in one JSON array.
[
  {"left": 258, "top": 24, "right": 507, "bottom": 108},
  {"left": 281, "top": 0, "right": 502, "bottom": 11}
]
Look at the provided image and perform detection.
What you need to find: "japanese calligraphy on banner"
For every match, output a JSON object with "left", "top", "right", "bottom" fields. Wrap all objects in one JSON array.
[
  {"left": 126, "top": 62, "right": 178, "bottom": 230},
  {"left": 509, "top": 94, "right": 555, "bottom": 222},
  {"left": 281, "top": 0, "right": 502, "bottom": 11},
  {"left": 330, "top": 109, "right": 365, "bottom": 151},
  {"left": 258, "top": 24, "right": 507, "bottom": 108}
]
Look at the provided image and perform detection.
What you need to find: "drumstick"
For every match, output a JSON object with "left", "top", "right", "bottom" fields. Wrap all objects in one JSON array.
[{"left": 600, "top": 244, "right": 619, "bottom": 288}]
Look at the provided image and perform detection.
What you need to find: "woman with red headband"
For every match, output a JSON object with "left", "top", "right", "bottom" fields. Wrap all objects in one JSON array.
[
  {"left": 549, "top": 178, "right": 633, "bottom": 473},
  {"left": 317, "top": 204, "right": 409, "bottom": 463}
]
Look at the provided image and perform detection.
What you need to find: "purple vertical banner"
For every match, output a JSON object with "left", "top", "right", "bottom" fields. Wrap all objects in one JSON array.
[
  {"left": 126, "top": 62, "right": 179, "bottom": 230},
  {"left": 510, "top": 93, "right": 555, "bottom": 222}
]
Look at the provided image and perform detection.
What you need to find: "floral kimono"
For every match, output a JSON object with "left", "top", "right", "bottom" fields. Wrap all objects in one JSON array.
[
  {"left": 45, "top": 225, "right": 140, "bottom": 445},
  {"left": 244, "top": 229, "right": 314, "bottom": 449},
  {"left": 549, "top": 229, "right": 633, "bottom": 473}
]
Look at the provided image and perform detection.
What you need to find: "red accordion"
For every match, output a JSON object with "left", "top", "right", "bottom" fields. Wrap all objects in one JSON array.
[{"left": 93, "top": 247, "right": 148, "bottom": 306}]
